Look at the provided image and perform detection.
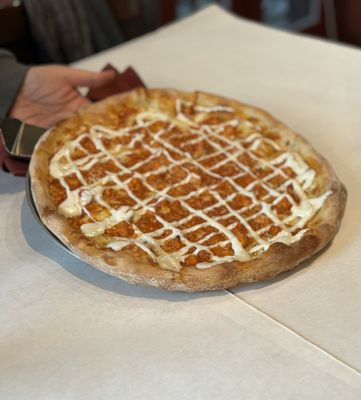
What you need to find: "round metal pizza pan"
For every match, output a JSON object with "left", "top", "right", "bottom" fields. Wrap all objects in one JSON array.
[{"left": 26, "top": 173, "right": 81, "bottom": 259}]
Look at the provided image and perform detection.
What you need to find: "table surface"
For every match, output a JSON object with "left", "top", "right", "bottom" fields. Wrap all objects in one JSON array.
[{"left": 1, "top": 5, "right": 361, "bottom": 399}]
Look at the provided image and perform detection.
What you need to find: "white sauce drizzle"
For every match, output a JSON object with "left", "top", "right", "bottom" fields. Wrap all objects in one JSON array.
[
  {"left": 81, "top": 206, "right": 134, "bottom": 237},
  {"left": 49, "top": 99, "right": 332, "bottom": 271}
]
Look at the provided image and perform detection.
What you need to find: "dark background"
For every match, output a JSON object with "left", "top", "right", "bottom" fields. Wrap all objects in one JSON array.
[{"left": 1, "top": 0, "right": 360, "bottom": 65}]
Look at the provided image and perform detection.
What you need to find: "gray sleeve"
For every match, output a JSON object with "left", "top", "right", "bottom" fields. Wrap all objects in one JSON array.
[{"left": 0, "top": 49, "right": 29, "bottom": 117}]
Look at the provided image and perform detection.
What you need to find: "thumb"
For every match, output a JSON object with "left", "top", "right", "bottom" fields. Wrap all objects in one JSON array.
[{"left": 64, "top": 68, "right": 116, "bottom": 88}]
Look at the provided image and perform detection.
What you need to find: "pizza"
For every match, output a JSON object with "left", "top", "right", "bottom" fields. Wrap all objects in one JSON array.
[{"left": 29, "top": 88, "right": 346, "bottom": 291}]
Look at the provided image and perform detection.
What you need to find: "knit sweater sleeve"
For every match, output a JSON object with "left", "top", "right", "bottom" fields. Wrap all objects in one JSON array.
[{"left": 0, "top": 49, "right": 29, "bottom": 117}]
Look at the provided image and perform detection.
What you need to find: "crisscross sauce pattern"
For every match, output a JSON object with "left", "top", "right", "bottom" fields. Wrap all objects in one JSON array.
[{"left": 48, "top": 99, "right": 331, "bottom": 271}]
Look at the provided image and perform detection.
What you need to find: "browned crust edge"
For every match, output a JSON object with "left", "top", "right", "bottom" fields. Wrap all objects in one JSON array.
[{"left": 29, "top": 88, "right": 347, "bottom": 291}]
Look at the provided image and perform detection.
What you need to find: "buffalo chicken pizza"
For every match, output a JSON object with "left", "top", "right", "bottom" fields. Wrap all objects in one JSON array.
[{"left": 29, "top": 89, "right": 346, "bottom": 291}]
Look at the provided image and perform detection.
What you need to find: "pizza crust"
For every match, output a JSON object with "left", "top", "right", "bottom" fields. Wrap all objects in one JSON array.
[{"left": 29, "top": 88, "right": 347, "bottom": 291}]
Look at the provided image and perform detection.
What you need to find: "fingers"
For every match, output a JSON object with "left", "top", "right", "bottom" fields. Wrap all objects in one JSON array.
[
  {"left": 64, "top": 68, "right": 116, "bottom": 88},
  {"left": 72, "top": 95, "right": 91, "bottom": 110},
  {"left": 51, "top": 92, "right": 90, "bottom": 121}
]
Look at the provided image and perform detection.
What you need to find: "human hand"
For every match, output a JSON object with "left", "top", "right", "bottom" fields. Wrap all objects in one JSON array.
[{"left": 9, "top": 65, "right": 115, "bottom": 128}]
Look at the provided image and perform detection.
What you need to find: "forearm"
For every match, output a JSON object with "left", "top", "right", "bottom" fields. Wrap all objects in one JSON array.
[{"left": 0, "top": 50, "right": 29, "bottom": 117}]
